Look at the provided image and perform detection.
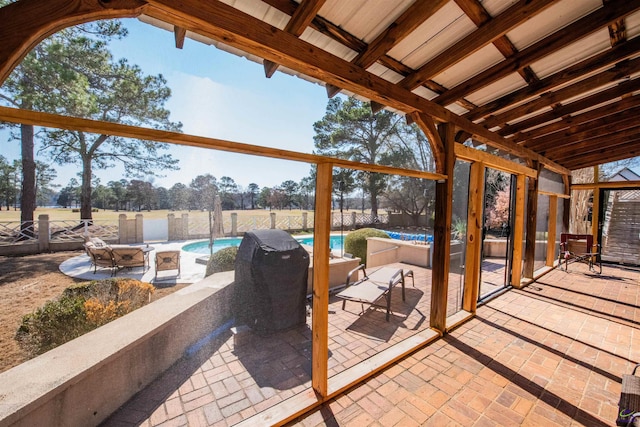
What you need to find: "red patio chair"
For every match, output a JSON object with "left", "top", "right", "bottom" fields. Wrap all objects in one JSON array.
[{"left": 558, "top": 233, "right": 601, "bottom": 274}]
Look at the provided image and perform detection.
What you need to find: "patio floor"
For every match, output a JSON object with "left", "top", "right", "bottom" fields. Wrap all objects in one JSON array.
[{"left": 102, "top": 261, "right": 639, "bottom": 426}]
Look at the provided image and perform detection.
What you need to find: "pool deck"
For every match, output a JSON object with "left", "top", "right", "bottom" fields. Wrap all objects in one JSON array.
[{"left": 60, "top": 241, "right": 207, "bottom": 285}]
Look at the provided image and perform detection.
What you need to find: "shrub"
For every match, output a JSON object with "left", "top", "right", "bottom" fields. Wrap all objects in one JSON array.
[
  {"left": 344, "top": 228, "right": 390, "bottom": 264},
  {"left": 205, "top": 246, "right": 239, "bottom": 277},
  {"left": 16, "top": 278, "right": 154, "bottom": 357}
]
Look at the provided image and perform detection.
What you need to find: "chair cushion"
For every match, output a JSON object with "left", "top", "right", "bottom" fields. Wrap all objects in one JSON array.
[{"left": 90, "top": 237, "right": 108, "bottom": 248}]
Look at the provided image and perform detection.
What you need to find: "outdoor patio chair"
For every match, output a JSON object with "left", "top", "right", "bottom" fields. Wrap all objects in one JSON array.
[
  {"left": 111, "top": 246, "right": 149, "bottom": 274},
  {"left": 558, "top": 233, "right": 601, "bottom": 274},
  {"left": 336, "top": 264, "right": 405, "bottom": 321},
  {"left": 155, "top": 250, "right": 180, "bottom": 280},
  {"left": 84, "top": 243, "right": 117, "bottom": 276}
]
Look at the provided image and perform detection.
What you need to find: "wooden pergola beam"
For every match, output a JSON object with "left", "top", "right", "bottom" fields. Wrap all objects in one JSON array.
[
  {"left": 408, "top": 112, "right": 445, "bottom": 174},
  {"left": 401, "top": 0, "right": 555, "bottom": 90},
  {"left": 572, "top": 180, "right": 640, "bottom": 190},
  {"left": 264, "top": 0, "right": 477, "bottom": 111},
  {"left": 0, "top": 0, "right": 147, "bottom": 84},
  {"left": 0, "top": 106, "right": 446, "bottom": 181},
  {"left": 549, "top": 129, "right": 640, "bottom": 159},
  {"left": 434, "top": 1, "right": 640, "bottom": 106}
]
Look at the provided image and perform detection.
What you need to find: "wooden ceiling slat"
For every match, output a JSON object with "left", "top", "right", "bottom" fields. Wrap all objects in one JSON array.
[
  {"left": 354, "top": 0, "right": 448, "bottom": 69},
  {"left": 434, "top": 1, "right": 640, "bottom": 107},
  {"left": 523, "top": 104, "right": 640, "bottom": 149},
  {"left": 498, "top": 78, "right": 640, "bottom": 136},
  {"left": 465, "top": 37, "right": 640, "bottom": 122},
  {"left": 482, "top": 56, "right": 640, "bottom": 129},
  {"left": 401, "top": 0, "right": 555, "bottom": 90}
]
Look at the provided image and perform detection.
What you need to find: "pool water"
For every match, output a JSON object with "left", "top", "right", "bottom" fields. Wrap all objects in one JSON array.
[{"left": 182, "top": 235, "right": 346, "bottom": 255}]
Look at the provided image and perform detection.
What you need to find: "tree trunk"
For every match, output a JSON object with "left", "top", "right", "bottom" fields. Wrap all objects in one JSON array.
[
  {"left": 80, "top": 157, "right": 93, "bottom": 220},
  {"left": 20, "top": 124, "right": 36, "bottom": 238},
  {"left": 368, "top": 180, "right": 378, "bottom": 218}
]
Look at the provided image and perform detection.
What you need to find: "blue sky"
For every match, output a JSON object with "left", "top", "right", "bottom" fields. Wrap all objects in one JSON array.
[{"left": 2, "top": 18, "right": 331, "bottom": 190}]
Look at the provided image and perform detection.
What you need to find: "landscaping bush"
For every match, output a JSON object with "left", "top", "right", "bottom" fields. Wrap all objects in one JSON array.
[
  {"left": 344, "top": 228, "right": 390, "bottom": 264},
  {"left": 16, "top": 278, "right": 154, "bottom": 357},
  {"left": 205, "top": 246, "right": 239, "bottom": 277}
]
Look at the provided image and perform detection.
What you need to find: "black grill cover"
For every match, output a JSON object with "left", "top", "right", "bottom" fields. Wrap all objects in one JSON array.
[{"left": 234, "top": 229, "right": 310, "bottom": 335}]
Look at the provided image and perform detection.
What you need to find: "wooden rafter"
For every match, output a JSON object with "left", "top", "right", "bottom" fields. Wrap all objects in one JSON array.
[
  {"left": 465, "top": 37, "right": 640, "bottom": 122},
  {"left": 481, "top": 56, "right": 640, "bottom": 129},
  {"left": 263, "top": 0, "right": 326, "bottom": 78},
  {"left": 561, "top": 140, "right": 640, "bottom": 170},
  {"left": 173, "top": 26, "right": 186, "bottom": 49},
  {"left": 353, "top": 0, "right": 448, "bottom": 70},
  {"left": 498, "top": 78, "right": 640, "bottom": 137},
  {"left": 434, "top": 1, "right": 640, "bottom": 106},
  {"left": 524, "top": 106, "right": 640, "bottom": 150},
  {"left": 262, "top": 0, "right": 476, "bottom": 110},
  {"left": 544, "top": 126, "right": 640, "bottom": 158},
  {"left": 454, "top": 0, "right": 539, "bottom": 85},
  {"left": 511, "top": 94, "right": 640, "bottom": 142},
  {"left": 401, "top": 0, "right": 554, "bottom": 90}
]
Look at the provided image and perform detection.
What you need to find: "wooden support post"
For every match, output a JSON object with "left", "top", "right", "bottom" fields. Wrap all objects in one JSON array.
[
  {"left": 430, "top": 123, "right": 454, "bottom": 333},
  {"left": 312, "top": 162, "right": 333, "bottom": 398},
  {"left": 591, "top": 166, "right": 600, "bottom": 250},
  {"left": 546, "top": 196, "right": 558, "bottom": 266},
  {"left": 564, "top": 175, "right": 571, "bottom": 232},
  {"left": 463, "top": 162, "right": 484, "bottom": 314},
  {"left": 511, "top": 175, "right": 526, "bottom": 287},
  {"left": 523, "top": 164, "right": 540, "bottom": 278}
]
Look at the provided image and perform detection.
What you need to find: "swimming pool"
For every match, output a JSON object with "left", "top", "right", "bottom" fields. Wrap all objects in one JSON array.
[
  {"left": 181, "top": 231, "right": 433, "bottom": 255},
  {"left": 182, "top": 235, "right": 346, "bottom": 255}
]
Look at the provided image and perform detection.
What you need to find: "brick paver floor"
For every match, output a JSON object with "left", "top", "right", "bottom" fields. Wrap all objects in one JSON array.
[
  {"left": 291, "top": 262, "right": 639, "bottom": 426},
  {"left": 102, "top": 261, "right": 638, "bottom": 426}
]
